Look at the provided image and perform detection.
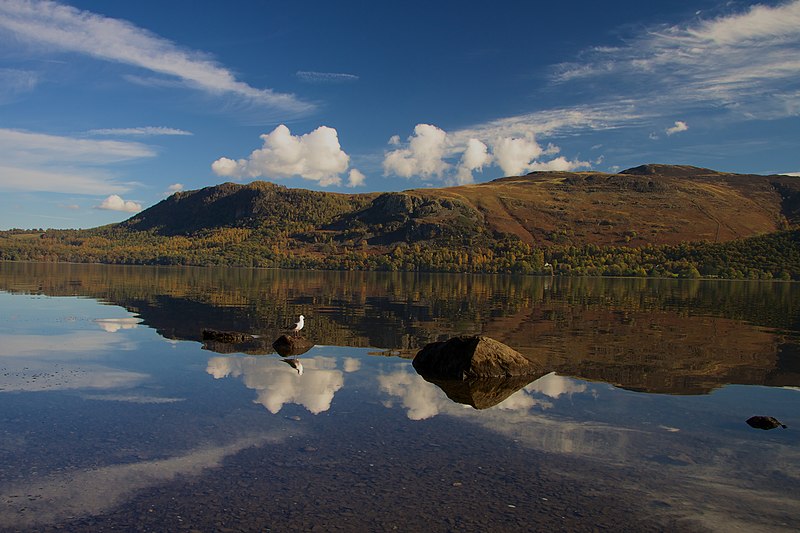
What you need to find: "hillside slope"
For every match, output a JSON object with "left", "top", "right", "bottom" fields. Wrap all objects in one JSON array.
[
  {"left": 120, "top": 180, "right": 376, "bottom": 236},
  {"left": 122, "top": 164, "right": 800, "bottom": 247},
  {"left": 4, "top": 164, "right": 800, "bottom": 277},
  {"left": 423, "top": 164, "right": 800, "bottom": 246}
]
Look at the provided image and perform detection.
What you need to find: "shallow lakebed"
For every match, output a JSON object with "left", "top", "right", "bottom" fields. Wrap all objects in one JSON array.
[{"left": 0, "top": 263, "right": 798, "bottom": 532}]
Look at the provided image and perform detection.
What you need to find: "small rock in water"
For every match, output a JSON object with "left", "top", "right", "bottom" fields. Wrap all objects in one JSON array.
[{"left": 746, "top": 416, "right": 787, "bottom": 430}]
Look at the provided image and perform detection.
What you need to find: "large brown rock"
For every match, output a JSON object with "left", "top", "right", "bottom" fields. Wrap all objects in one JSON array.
[
  {"left": 412, "top": 335, "right": 543, "bottom": 379},
  {"left": 272, "top": 335, "right": 314, "bottom": 357}
]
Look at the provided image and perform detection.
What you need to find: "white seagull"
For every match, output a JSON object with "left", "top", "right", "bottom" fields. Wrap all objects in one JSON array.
[{"left": 288, "top": 314, "right": 304, "bottom": 337}]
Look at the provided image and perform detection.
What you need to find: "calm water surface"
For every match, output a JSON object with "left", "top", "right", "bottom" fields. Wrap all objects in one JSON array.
[{"left": 0, "top": 263, "right": 798, "bottom": 532}]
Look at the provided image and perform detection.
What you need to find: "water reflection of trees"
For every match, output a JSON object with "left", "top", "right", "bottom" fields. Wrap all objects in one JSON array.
[{"left": 2, "top": 262, "right": 798, "bottom": 394}]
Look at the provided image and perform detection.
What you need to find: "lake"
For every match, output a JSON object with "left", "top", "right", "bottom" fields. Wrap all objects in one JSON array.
[{"left": 0, "top": 262, "right": 798, "bottom": 532}]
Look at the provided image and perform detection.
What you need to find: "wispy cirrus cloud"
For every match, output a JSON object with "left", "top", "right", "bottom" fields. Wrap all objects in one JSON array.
[
  {"left": 0, "top": 128, "right": 151, "bottom": 194},
  {"left": 385, "top": 2, "right": 800, "bottom": 183},
  {"left": 0, "top": 128, "right": 156, "bottom": 164},
  {"left": 449, "top": 103, "right": 647, "bottom": 146},
  {"left": 0, "top": 128, "right": 154, "bottom": 164},
  {"left": 0, "top": 67, "right": 38, "bottom": 103},
  {"left": 0, "top": 0, "right": 313, "bottom": 115},
  {"left": 0, "top": 166, "right": 129, "bottom": 195},
  {"left": 296, "top": 70, "right": 359, "bottom": 84},
  {"left": 87, "top": 126, "right": 193, "bottom": 137},
  {"left": 551, "top": 1, "right": 800, "bottom": 119}
]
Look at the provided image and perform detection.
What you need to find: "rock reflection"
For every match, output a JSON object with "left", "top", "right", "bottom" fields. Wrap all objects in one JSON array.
[
  {"left": 379, "top": 367, "right": 635, "bottom": 460},
  {"left": 4, "top": 263, "right": 799, "bottom": 395},
  {"left": 207, "top": 355, "right": 343, "bottom": 414},
  {"left": 380, "top": 368, "right": 593, "bottom": 418},
  {"left": 377, "top": 368, "right": 449, "bottom": 420},
  {"left": 419, "top": 374, "right": 541, "bottom": 409}
]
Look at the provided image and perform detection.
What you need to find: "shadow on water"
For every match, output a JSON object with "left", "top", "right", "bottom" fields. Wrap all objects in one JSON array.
[{"left": 2, "top": 261, "right": 799, "bottom": 395}]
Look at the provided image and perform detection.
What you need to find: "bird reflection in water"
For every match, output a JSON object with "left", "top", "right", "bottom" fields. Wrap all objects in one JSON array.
[{"left": 282, "top": 357, "right": 304, "bottom": 375}]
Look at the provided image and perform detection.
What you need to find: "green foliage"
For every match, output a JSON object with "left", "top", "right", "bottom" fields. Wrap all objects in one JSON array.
[{"left": 2, "top": 224, "right": 799, "bottom": 280}]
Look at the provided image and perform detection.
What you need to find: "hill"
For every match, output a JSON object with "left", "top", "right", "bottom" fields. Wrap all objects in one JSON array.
[
  {"left": 120, "top": 180, "right": 376, "bottom": 236},
  {"left": 2, "top": 164, "right": 800, "bottom": 278},
  {"left": 124, "top": 164, "right": 800, "bottom": 247}
]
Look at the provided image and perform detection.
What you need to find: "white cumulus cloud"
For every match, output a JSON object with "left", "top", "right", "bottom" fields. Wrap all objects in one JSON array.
[
  {"left": 455, "top": 138, "right": 491, "bottom": 184},
  {"left": 210, "top": 157, "right": 238, "bottom": 178},
  {"left": 347, "top": 168, "right": 366, "bottom": 187},
  {"left": 96, "top": 195, "right": 142, "bottom": 213},
  {"left": 163, "top": 183, "right": 184, "bottom": 197},
  {"left": 211, "top": 125, "right": 351, "bottom": 186},
  {"left": 383, "top": 123, "right": 594, "bottom": 183},
  {"left": 491, "top": 135, "right": 544, "bottom": 176},
  {"left": 528, "top": 156, "right": 591, "bottom": 172},
  {"left": 666, "top": 121, "right": 689, "bottom": 135},
  {"left": 382, "top": 124, "right": 449, "bottom": 179}
]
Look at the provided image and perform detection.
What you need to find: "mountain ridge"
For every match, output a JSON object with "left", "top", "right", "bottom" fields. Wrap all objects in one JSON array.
[
  {"left": 3, "top": 164, "right": 800, "bottom": 278},
  {"left": 122, "top": 164, "right": 800, "bottom": 248}
]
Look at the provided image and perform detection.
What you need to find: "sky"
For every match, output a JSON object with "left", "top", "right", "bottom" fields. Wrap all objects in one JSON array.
[{"left": 0, "top": 0, "right": 798, "bottom": 230}]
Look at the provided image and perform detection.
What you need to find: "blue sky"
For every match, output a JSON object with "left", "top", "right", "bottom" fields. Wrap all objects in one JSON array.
[{"left": 0, "top": 0, "right": 798, "bottom": 230}]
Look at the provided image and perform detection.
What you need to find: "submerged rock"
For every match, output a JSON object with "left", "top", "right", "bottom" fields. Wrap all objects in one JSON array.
[
  {"left": 746, "top": 416, "right": 787, "bottom": 430},
  {"left": 202, "top": 329, "right": 254, "bottom": 344},
  {"left": 412, "top": 335, "right": 543, "bottom": 379},
  {"left": 272, "top": 335, "right": 314, "bottom": 357}
]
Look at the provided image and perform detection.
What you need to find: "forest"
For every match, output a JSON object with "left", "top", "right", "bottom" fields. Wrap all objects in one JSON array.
[{"left": 1, "top": 225, "right": 798, "bottom": 280}]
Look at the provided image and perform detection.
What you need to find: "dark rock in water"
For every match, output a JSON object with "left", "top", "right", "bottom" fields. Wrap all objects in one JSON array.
[
  {"left": 412, "top": 335, "right": 543, "bottom": 379},
  {"left": 202, "top": 337, "right": 273, "bottom": 355},
  {"left": 202, "top": 329, "right": 254, "bottom": 344},
  {"left": 420, "top": 374, "right": 543, "bottom": 409},
  {"left": 272, "top": 335, "right": 314, "bottom": 357},
  {"left": 746, "top": 416, "right": 787, "bottom": 430}
]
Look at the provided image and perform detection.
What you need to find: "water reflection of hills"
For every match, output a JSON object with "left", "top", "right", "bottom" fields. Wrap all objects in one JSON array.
[{"left": 1, "top": 262, "right": 798, "bottom": 395}]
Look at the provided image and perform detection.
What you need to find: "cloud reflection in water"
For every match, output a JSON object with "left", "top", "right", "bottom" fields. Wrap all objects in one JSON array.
[
  {"left": 0, "top": 434, "right": 285, "bottom": 528},
  {"left": 0, "top": 329, "right": 147, "bottom": 392},
  {"left": 378, "top": 367, "right": 635, "bottom": 459},
  {"left": 207, "top": 355, "right": 344, "bottom": 414},
  {"left": 94, "top": 317, "right": 142, "bottom": 332}
]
